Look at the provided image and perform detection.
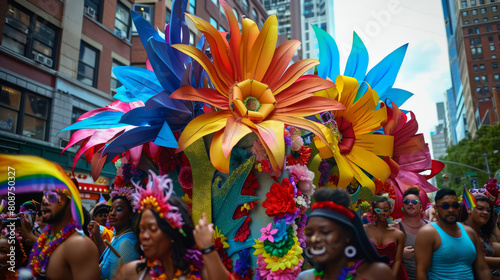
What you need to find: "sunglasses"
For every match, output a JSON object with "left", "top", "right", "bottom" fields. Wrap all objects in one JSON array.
[
  {"left": 403, "top": 199, "right": 419, "bottom": 205},
  {"left": 374, "top": 208, "right": 390, "bottom": 214},
  {"left": 437, "top": 202, "right": 461, "bottom": 210},
  {"left": 44, "top": 191, "right": 60, "bottom": 204}
]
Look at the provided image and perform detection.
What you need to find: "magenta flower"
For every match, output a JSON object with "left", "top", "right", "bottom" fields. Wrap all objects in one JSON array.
[{"left": 259, "top": 223, "right": 278, "bottom": 242}]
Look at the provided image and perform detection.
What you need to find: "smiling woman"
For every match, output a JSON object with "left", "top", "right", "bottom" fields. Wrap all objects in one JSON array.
[{"left": 298, "top": 188, "right": 392, "bottom": 280}]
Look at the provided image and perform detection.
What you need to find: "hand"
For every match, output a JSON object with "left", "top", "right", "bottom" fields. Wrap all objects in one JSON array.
[
  {"left": 88, "top": 221, "right": 101, "bottom": 241},
  {"left": 20, "top": 214, "right": 33, "bottom": 237},
  {"left": 403, "top": 246, "right": 414, "bottom": 259},
  {"left": 193, "top": 213, "right": 214, "bottom": 249}
]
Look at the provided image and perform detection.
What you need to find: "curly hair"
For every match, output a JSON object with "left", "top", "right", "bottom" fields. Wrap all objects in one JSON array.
[{"left": 402, "top": 187, "right": 420, "bottom": 200}]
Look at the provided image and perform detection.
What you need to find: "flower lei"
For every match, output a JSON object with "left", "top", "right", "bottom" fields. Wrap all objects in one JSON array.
[
  {"left": 146, "top": 258, "right": 201, "bottom": 280},
  {"left": 314, "top": 259, "right": 364, "bottom": 280},
  {"left": 28, "top": 220, "right": 77, "bottom": 277}
]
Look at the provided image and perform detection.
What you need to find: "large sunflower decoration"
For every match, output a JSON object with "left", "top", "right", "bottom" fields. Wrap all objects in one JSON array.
[
  {"left": 170, "top": 1, "right": 344, "bottom": 174},
  {"left": 312, "top": 27, "right": 417, "bottom": 191}
]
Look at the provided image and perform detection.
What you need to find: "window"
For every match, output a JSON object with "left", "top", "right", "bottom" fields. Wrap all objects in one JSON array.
[
  {"left": 110, "top": 60, "right": 124, "bottom": 94},
  {"left": 468, "top": 28, "right": 473, "bottom": 34},
  {"left": 189, "top": 31, "right": 195, "bottom": 46},
  {"left": 463, "top": 11, "right": 468, "bottom": 16},
  {"left": 465, "top": 20, "right": 470, "bottom": 24},
  {"left": 472, "top": 9, "right": 478, "bottom": 15},
  {"left": 481, "top": 8, "right": 486, "bottom": 13},
  {"left": 131, "top": 4, "right": 154, "bottom": 36},
  {"left": 166, "top": 8, "right": 171, "bottom": 25},
  {"left": 493, "top": 62, "right": 498, "bottom": 69},
  {"left": 477, "top": 87, "right": 482, "bottom": 93},
  {"left": 483, "top": 18, "right": 488, "bottom": 22},
  {"left": 211, "top": 0, "right": 217, "bottom": 4},
  {"left": 489, "top": 35, "right": 494, "bottom": 42},
  {"left": 476, "top": 37, "right": 481, "bottom": 44},
  {"left": 210, "top": 17, "right": 217, "bottom": 28},
  {"left": 490, "top": 45, "right": 496, "bottom": 51},
  {"left": 462, "top": 1, "right": 468, "bottom": 7},
  {"left": 475, "top": 76, "right": 480, "bottom": 82},
  {"left": 474, "top": 65, "right": 479, "bottom": 71},
  {"left": 493, "top": 6, "right": 498, "bottom": 12},
  {"left": 482, "top": 75, "right": 487, "bottom": 81},
  {"left": 494, "top": 73, "right": 499, "bottom": 81},
  {"left": 252, "top": 8, "right": 258, "bottom": 22},
  {"left": 2, "top": 2, "right": 59, "bottom": 69},
  {"left": 477, "top": 46, "right": 483, "bottom": 54},
  {"left": 0, "top": 84, "right": 50, "bottom": 140},
  {"left": 77, "top": 42, "right": 99, "bottom": 87},
  {"left": 115, "top": 2, "right": 131, "bottom": 39},
  {"left": 480, "top": 64, "right": 485, "bottom": 69},
  {"left": 476, "top": 27, "right": 480, "bottom": 34},
  {"left": 84, "top": 0, "right": 102, "bottom": 22},
  {"left": 480, "top": 0, "right": 485, "bottom": 3},
  {"left": 189, "top": 0, "right": 196, "bottom": 14},
  {"left": 487, "top": 25, "right": 492, "bottom": 31},
  {"left": 219, "top": 25, "right": 226, "bottom": 32},
  {"left": 484, "top": 87, "right": 489, "bottom": 94},
  {"left": 242, "top": 0, "right": 249, "bottom": 11},
  {"left": 474, "top": 19, "right": 479, "bottom": 23},
  {"left": 472, "top": 47, "right": 477, "bottom": 55},
  {"left": 71, "top": 107, "right": 87, "bottom": 124},
  {"left": 471, "top": 0, "right": 476, "bottom": 5}
]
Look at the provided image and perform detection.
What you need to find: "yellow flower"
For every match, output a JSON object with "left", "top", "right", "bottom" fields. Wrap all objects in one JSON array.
[
  {"left": 214, "top": 226, "right": 229, "bottom": 249},
  {"left": 170, "top": 3, "right": 344, "bottom": 173}
]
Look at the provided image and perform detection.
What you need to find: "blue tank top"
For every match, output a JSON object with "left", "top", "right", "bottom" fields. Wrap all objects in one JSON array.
[{"left": 428, "top": 222, "right": 476, "bottom": 280}]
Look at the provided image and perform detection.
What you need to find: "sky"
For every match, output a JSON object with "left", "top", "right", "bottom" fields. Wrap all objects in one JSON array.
[{"left": 333, "top": 0, "right": 452, "bottom": 144}]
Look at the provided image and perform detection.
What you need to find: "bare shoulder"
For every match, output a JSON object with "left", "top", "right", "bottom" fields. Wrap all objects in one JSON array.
[
  {"left": 64, "top": 232, "right": 98, "bottom": 260},
  {"left": 463, "top": 224, "right": 478, "bottom": 241},
  {"left": 357, "top": 261, "right": 393, "bottom": 280},
  {"left": 417, "top": 223, "right": 436, "bottom": 236},
  {"left": 113, "top": 260, "right": 144, "bottom": 280}
]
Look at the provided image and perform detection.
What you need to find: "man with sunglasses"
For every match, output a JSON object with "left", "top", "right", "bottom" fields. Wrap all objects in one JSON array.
[
  {"left": 392, "top": 187, "right": 428, "bottom": 280},
  {"left": 28, "top": 189, "right": 101, "bottom": 280},
  {"left": 414, "top": 188, "right": 491, "bottom": 280}
]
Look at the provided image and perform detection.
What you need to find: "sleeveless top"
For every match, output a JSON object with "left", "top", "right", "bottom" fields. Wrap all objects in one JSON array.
[
  {"left": 428, "top": 223, "right": 476, "bottom": 280},
  {"left": 398, "top": 219, "right": 428, "bottom": 280},
  {"left": 99, "top": 228, "right": 140, "bottom": 280},
  {"left": 370, "top": 240, "right": 409, "bottom": 280}
]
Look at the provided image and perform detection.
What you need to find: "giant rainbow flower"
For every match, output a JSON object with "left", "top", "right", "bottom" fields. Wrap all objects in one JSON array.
[{"left": 170, "top": 1, "right": 344, "bottom": 173}]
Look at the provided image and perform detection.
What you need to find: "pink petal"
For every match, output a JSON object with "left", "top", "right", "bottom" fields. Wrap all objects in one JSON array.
[
  {"left": 268, "top": 235, "right": 274, "bottom": 243},
  {"left": 270, "top": 229, "right": 278, "bottom": 235},
  {"left": 259, "top": 236, "right": 268, "bottom": 242}
]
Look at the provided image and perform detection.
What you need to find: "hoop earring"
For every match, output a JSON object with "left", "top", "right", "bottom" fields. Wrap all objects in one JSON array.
[
  {"left": 304, "top": 247, "right": 313, "bottom": 258},
  {"left": 344, "top": 245, "right": 356, "bottom": 258}
]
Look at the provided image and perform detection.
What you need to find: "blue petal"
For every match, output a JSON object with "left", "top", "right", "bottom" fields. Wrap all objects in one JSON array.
[
  {"left": 379, "top": 88, "right": 414, "bottom": 107},
  {"left": 119, "top": 107, "right": 190, "bottom": 131},
  {"left": 144, "top": 90, "right": 190, "bottom": 113},
  {"left": 146, "top": 38, "right": 183, "bottom": 89},
  {"left": 364, "top": 44, "right": 408, "bottom": 96},
  {"left": 154, "top": 121, "right": 178, "bottom": 148},
  {"left": 102, "top": 126, "right": 160, "bottom": 159},
  {"left": 113, "top": 86, "right": 140, "bottom": 103},
  {"left": 344, "top": 32, "right": 369, "bottom": 84},
  {"left": 312, "top": 25, "right": 340, "bottom": 80},
  {"left": 60, "top": 111, "right": 127, "bottom": 132},
  {"left": 130, "top": 10, "right": 163, "bottom": 51},
  {"left": 113, "top": 66, "right": 163, "bottom": 102},
  {"left": 169, "top": 0, "right": 188, "bottom": 45}
]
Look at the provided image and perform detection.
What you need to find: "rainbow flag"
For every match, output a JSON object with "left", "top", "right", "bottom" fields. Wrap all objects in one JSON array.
[
  {"left": 0, "top": 154, "right": 83, "bottom": 228},
  {"left": 463, "top": 184, "right": 477, "bottom": 210}
]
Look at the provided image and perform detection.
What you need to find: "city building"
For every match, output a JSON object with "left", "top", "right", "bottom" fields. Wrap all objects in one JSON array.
[
  {"left": 442, "top": 0, "right": 469, "bottom": 143},
  {"left": 444, "top": 87, "right": 459, "bottom": 145},
  {"left": 0, "top": 0, "right": 267, "bottom": 208},
  {"left": 431, "top": 102, "right": 449, "bottom": 160},
  {"left": 454, "top": 0, "right": 500, "bottom": 136},
  {"left": 300, "top": 0, "right": 335, "bottom": 59}
]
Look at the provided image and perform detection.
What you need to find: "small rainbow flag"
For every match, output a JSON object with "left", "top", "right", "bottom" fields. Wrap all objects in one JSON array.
[
  {"left": 463, "top": 184, "right": 477, "bottom": 210},
  {"left": 0, "top": 154, "right": 84, "bottom": 229}
]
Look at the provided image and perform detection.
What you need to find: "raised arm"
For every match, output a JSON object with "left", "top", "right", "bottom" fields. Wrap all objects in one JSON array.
[{"left": 414, "top": 225, "right": 435, "bottom": 280}]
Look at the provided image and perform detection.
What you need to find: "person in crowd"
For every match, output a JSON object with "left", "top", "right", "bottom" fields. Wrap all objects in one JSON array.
[
  {"left": 113, "top": 171, "right": 232, "bottom": 280},
  {"left": 28, "top": 189, "right": 100, "bottom": 279},
  {"left": 0, "top": 221, "right": 27, "bottom": 279},
  {"left": 297, "top": 188, "right": 393, "bottom": 280},
  {"left": 98, "top": 189, "right": 140, "bottom": 280},
  {"left": 365, "top": 197, "right": 408, "bottom": 280},
  {"left": 88, "top": 203, "right": 114, "bottom": 247},
  {"left": 414, "top": 188, "right": 491, "bottom": 280},
  {"left": 392, "top": 187, "right": 429, "bottom": 280},
  {"left": 460, "top": 193, "right": 500, "bottom": 276}
]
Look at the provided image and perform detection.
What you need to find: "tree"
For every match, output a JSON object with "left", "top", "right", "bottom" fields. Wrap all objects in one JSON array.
[{"left": 436, "top": 124, "right": 500, "bottom": 193}]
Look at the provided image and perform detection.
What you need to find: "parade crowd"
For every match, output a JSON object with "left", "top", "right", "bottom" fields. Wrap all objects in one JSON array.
[{"left": 1, "top": 173, "right": 500, "bottom": 280}]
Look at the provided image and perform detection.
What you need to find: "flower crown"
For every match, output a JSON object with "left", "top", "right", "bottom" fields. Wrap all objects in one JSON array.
[
  {"left": 311, "top": 201, "right": 355, "bottom": 221},
  {"left": 132, "top": 170, "right": 184, "bottom": 229},
  {"left": 111, "top": 186, "right": 135, "bottom": 205}
]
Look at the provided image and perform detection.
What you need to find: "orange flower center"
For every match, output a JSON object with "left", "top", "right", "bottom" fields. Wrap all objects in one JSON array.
[{"left": 229, "top": 79, "right": 276, "bottom": 123}]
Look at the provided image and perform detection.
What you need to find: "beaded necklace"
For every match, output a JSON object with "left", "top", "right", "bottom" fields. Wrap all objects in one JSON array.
[
  {"left": 314, "top": 259, "right": 364, "bottom": 280},
  {"left": 28, "top": 220, "right": 77, "bottom": 278}
]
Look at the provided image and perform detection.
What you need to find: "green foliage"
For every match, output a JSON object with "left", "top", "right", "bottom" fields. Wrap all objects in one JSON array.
[{"left": 437, "top": 124, "right": 500, "bottom": 192}]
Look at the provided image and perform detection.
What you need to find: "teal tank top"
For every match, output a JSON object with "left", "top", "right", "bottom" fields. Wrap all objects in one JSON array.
[{"left": 428, "top": 222, "right": 476, "bottom": 280}]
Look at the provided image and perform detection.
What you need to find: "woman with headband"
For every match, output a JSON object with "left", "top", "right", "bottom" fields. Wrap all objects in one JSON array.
[{"left": 298, "top": 188, "right": 393, "bottom": 280}]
